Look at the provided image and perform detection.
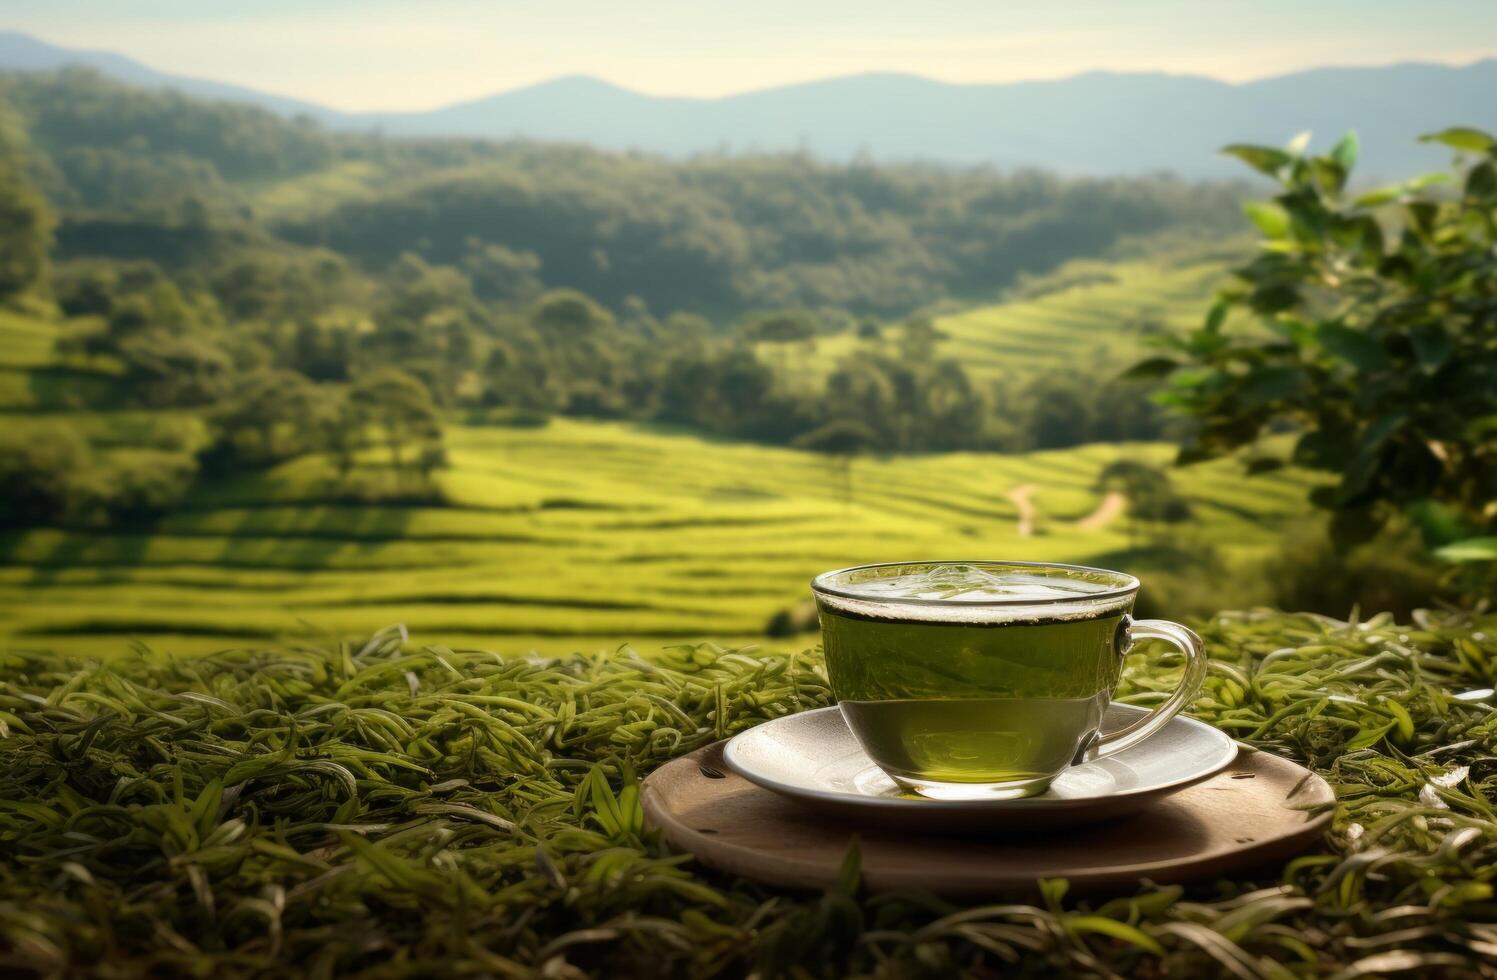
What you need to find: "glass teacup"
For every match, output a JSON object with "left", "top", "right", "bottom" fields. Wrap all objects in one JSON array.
[{"left": 812, "top": 560, "right": 1206, "bottom": 800}]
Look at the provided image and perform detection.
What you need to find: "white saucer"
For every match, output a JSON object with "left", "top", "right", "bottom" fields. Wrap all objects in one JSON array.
[{"left": 723, "top": 703, "right": 1238, "bottom": 831}]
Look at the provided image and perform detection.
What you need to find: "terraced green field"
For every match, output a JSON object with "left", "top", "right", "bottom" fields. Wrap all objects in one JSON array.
[
  {"left": 0, "top": 310, "right": 126, "bottom": 412},
  {"left": 0, "top": 259, "right": 1320, "bottom": 657},
  {"left": 788, "top": 254, "right": 1230, "bottom": 383},
  {"left": 0, "top": 414, "right": 1318, "bottom": 656}
]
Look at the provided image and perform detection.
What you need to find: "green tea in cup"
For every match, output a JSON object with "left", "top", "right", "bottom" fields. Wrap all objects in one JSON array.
[{"left": 812, "top": 561, "right": 1205, "bottom": 800}]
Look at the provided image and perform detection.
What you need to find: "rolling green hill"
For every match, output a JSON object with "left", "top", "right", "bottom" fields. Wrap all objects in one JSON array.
[
  {"left": 785, "top": 252, "right": 1232, "bottom": 384},
  {"left": 0, "top": 269, "right": 1322, "bottom": 657},
  {"left": 0, "top": 308, "right": 125, "bottom": 411},
  {"left": 931, "top": 255, "right": 1229, "bottom": 380}
]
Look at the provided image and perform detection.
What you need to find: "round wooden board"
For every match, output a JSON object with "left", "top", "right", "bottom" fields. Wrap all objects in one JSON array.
[{"left": 642, "top": 740, "right": 1334, "bottom": 895}]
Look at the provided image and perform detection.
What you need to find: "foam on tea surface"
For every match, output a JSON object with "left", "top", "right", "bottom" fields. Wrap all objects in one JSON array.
[{"left": 814, "top": 561, "right": 1136, "bottom": 624}]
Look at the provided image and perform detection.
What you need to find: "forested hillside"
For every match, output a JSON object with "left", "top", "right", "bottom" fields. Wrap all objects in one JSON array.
[
  {"left": 4, "top": 69, "right": 1243, "bottom": 316},
  {"left": 0, "top": 67, "right": 1248, "bottom": 470},
  {"left": 0, "top": 67, "right": 1261, "bottom": 580}
]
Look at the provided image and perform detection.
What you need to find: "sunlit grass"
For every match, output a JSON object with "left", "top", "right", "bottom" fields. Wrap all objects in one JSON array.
[{"left": 0, "top": 413, "right": 1324, "bottom": 653}]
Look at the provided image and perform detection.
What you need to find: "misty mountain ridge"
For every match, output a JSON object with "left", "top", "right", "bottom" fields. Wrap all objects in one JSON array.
[{"left": 3, "top": 29, "right": 1495, "bottom": 179}]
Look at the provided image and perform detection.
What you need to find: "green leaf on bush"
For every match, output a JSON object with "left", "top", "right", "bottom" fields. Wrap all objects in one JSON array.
[
  {"left": 1355, "top": 172, "right": 1451, "bottom": 207},
  {"left": 1406, "top": 200, "right": 1439, "bottom": 236},
  {"left": 1353, "top": 185, "right": 1403, "bottom": 208},
  {"left": 1465, "top": 161, "right": 1497, "bottom": 199},
  {"left": 1237, "top": 366, "right": 1303, "bottom": 407},
  {"left": 1467, "top": 414, "right": 1497, "bottom": 440},
  {"left": 1433, "top": 537, "right": 1497, "bottom": 562},
  {"left": 1406, "top": 499, "right": 1476, "bottom": 548},
  {"left": 1243, "top": 202, "right": 1291, "bottom": 239},
  {"left": 1358, "top": 412, "right": 1406, "bottom": 453},
  {"left": 1409, "top": 322, "right": 1453, "bottom": 369},
  {"left": 1269, "top": 315, "right": 1316, "bottom": 347},
  {"left": 1203, "top": 298, "right": 1230, "bottom": 333},
  {"left": 1419, "top": 127, "right": 1496, "bottom": 153},
  {"left": 1312, "top": 158, "right": 1348, "bottom": 195},
  {"left": 1222, "top": 144, "right": 1292, "bottom": 177},
  {"left": 1317, "top": 323, "right": 1389, "bottom": 370},
  {"left": 1330, "top": 132, "right": 1359, "bottom": 171},
  {"left": 1407, "top": 172, "right": 1453, "bottom": 190}
]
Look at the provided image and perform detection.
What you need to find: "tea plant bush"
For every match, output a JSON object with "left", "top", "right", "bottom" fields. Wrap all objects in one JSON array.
[
  {"left": 1137, "top": 128, "right": 1497, "bottom": 561},
  {"left": 3, "top": 610, "right": 1497, "bottom": 977}
]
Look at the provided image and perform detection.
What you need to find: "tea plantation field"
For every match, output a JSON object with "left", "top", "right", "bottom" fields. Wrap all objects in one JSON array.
[
  {"left": 789, "top": 252, "right": 1230, "bottom": 383},
  {"left": 0, "top": 259, "right": 1321, "bottom": 657},
  {"left": 0, "top": 411, "right": 1319, "bottom": 656}
]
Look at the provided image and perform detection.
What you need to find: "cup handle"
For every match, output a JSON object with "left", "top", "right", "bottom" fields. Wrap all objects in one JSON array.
[{"left": 1089, "top": 618, "right": 1207, "bottom": 760}]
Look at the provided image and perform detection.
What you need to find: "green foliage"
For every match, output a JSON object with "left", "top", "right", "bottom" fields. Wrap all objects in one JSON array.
[
  {"left": 205, "top": 369, "right": 339, "bottom": 469},
  {"left": 1097, "top": 460, "right": 1191, "bottom": 526},
  {"left": 2, "top": 67, "right": 335, "bottom": 204},
  {"left": 792, "top": 418, "right": 879, "bottom": 456},
  {"left": 2, "top": 611, "right": 1496, "bottom": 976},
  {"left": 1266, "top": 518, "right": 1467, "bottom": 621},
  {"left": 1436, "top": 536, "right": 1497, "bottom": 562},
  {"left": 115, "top": 330, "right": 235, "bottom": 407},
  {"left": 289, "top": 156, "right": 1240, "bottom": 317},
  {"left": 341, "top": 367, "right": 446, "bottom": 477},
  {"left": 0, "top": 69, "right": 1250, "bottom": 463},
  {"left": 999, "top": 371, "right": 1173, "bottom": 451},
  {"left": 2, "top": 70, "right": 1242, "bottom": 319},
  {"left": 740, "top": 309, "right": 821, "bottom": 345},
  {"left": 0, "top": 423, "right": 196, "bottom": 528},
  {"left": 1142, "top": 128, "right": 1497, "bottom": 551},
  {"left": 530, "top": 289, "right": 617, "bottom": 339},
  {"left": 462, "top": 242, "right": 543, "bottom": 304},
  {"left": 0, "top": 99, "right": 52, "bottom": 302}
]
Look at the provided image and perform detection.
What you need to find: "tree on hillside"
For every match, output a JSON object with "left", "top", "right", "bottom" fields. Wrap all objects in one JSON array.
[
  {"left": 1133, "top": 128, "right": 1497, "bottom": 563},
  {"left": 741, "top": 310, "right": 819, "bottom": 345},
  {"left": 463, "top": 242, "right": 543, "bottom": 304},
  {"left": 897, "top": 318, "right": 948, "bottom": 363},
  {"left": 1096, "top": 459, "right": 1191, "bottom": 544},
  {"left": 1018, "top": 373, "right": 1093, "bottom": 449},
  {"left": 0, "top": 425, "right": 91, "bottom": 527},
  {"left": 740, "top": 309, "right": 820, "bottom": 376},
  {"left": 0, "top": 424, "right": 196, "bottom": 528},
  {"left": 912, "top": 359, "right": 989, "bottom": 451},
  {"left": 291, "top": 318, "right": 357, "bottom": 382},
  {"left": 0, "top": 101, "right": 53, "bottom": 302},
  {"left": 530, "top": 289, "right": 616, "bottom": 339},
  {"left": 823, "top": 359, "right": 896, "bottom": 444},
  {"left": 119, "top": 331, "right": 235, "bottom": 408},
  {"left": 794, "top": 419, "right": 878, "bottom": 504},
  {"left": 341, "top": 368, "right": 446, "bottom": 479},
  {"left": 207, "top": 369, "right": 335, "bottom": 469}
]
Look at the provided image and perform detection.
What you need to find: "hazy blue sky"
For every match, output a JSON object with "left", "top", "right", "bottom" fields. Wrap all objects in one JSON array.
[{"left": 7, "top": 0, "right": 1497, "bottom": 110}]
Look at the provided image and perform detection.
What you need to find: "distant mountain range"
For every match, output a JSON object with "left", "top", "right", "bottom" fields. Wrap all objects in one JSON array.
[{"left": 4, "top": 29, "right": 1495, "bottom": 179}]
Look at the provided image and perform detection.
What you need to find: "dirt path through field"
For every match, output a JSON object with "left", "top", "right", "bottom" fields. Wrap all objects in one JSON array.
[
  {"left": 1006, "top": 484, "right": 1037, "bottom": 537},
  {"left": 1075, "top": 490, "right": 1127, "bottom": 530}
]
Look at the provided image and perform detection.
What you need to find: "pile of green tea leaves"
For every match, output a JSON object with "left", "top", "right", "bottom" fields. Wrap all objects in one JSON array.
[{"left": 3, "top": 610, "right": 1497, "bottom": 979}]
